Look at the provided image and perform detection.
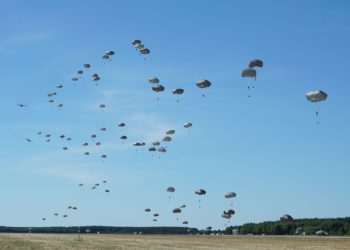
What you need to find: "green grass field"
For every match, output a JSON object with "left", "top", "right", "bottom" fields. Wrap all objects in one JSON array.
[{"left": 0, "top": 234, "right": 350, "bottom": 249}]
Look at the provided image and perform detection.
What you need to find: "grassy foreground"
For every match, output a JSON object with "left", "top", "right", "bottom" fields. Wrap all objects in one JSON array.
[{"left": 0, "top": 234, "right": 350, "bottom": 249}]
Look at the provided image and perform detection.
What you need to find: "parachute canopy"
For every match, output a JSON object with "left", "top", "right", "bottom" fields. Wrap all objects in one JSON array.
[
  {"left": 305, "top": 90, "right": 327, "bottom": 102},
  {"left": 195, "top": 189, "right": 206, "bottom": 195},
  {"left": 196, "top": 79, "right": 211, "bottom": 88},
  {"left": 224, "top": 209, "right": 235, "bottom": 215},
  {"left": 166, "top": 130, "right": 175, "bottom": 135},
  {"left": 225, "top": 192, "right": 236, "bottom": 199},
  {"left": 172, "top": 88, "right": 184, "bottom": 95},
  {"left": 163, "top": 136, "right": 172, "bottom": 142},
  {"left": 249, "top": 59, "right": 263, "bottom": 68},
  {"left": 149, "top": 77, "right": 159, "bottom": 84},
  {"left": 140, "top": 48, "right": 150, "bottom": 54},
  {"left": 158, "top": 147, "right": 166, "bottom": 152},
  {"left": 172, "top": 208, "right": 181, "bottom": 213},
  {"left": 166, "top": 187, "right": 175, "bottom": 192},
  {"left": 241, "top": 68, "right": 257, "bottom": 78},
  {"left": 152, "top": 85, "right": 165, "bottom": 92},
  {"left": 132, "top": 40, "right": 141, "bottom": 46},
  {"left": 184, "top": 122, "right": 192, "bottom": 128}
]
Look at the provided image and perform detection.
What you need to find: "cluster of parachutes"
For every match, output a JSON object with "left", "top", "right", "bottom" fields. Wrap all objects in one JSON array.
[
  {"left": 241, "top": 59, "right": 263, "bottom": 98},
  {"left": 42, "top": 205, "right": 78, "bottom": 222},
  {"left": 15, "top": 39, "right": 330, "bottom": 229},
  {"left": 143, "top": 187, "right": 237, "bottom": 229}
]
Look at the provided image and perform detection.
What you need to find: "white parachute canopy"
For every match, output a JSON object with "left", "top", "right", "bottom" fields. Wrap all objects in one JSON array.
[{"left": 305, "top": 90, "right": 327, "bottom": 102}]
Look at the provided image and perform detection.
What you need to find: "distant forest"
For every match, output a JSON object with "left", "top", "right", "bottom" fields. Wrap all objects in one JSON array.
[
  {"left": 226, "top": 217, "right": 350, "bottom": 236},
  {"left": 1, "top": 217, "right": 350, "bottom": 235}
]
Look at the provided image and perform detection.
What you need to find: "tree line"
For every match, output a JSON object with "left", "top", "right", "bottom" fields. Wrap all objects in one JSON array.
[{"left": 225, "top": 217, "right": 350, "bottom": 235}]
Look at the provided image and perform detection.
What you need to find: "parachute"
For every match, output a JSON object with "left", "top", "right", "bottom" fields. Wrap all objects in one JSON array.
[
  {"left": 71, "top": 77, "right": 78, "bottom": 81},
  {"left": 196, "top": 79, "right": 211, "bottom": 88},
  {"left": 165, "top": 186, "right": 174, "bottom": 203},
  {"left": 172, "top": 88, "right": 184, "bottom": 95},
  {"left": 77, "top": 70, "right": 83, "bottom": 75},
  {"left": 132, "top": 40, "right": 141, "bottom": 46},
  {"left": 106, "top": 50, "right": 115, "bottom": 56},
  {"left": 140, "top": 48, "right": 150, "bottom": 54},
  {"left": 101, "top": 154, "right": 107, "bottom": 159},
  {"left": 149, "top": 77, "right": 160, "bottom": 84},
  {"left": 83, "top": 142, "right": 88, "bottom": 146},
  {"left": 57, "top": 104, "right": 63, "bottom": 108},
  {"left": 100, "top": 127, "right": 106, "bottom": 131},
  {"left": 242, "top": 67, "right": 258, "bottom": 98},
  {"left": 148, "top": 147, "right": 156, "bottom": 152},
  {"left": 96, "top": 142, "right": 101, "bottom": 146},
  {"left": 99, "top": 104, "right": 106, "bottom": 109},
  {"left": 172, "top": 208, "right": 181, "bottom": 220},
  {"left": 120, "top": 135, "right": 127, "bottom": 140},
  {"left": 153, "top": 213, "right": 159, "bottom": 217},
  {"left": 62, "top": 147, "right": 68, "bottom": 151},
  {"left": 241, "top": 68, "right": 256, "bottom": 78},
  {"left": 195, "top": 189, "right": 206, "bottom": 208},
  {"left": 166, "top": 130, "right": 175, "bottom": 135},
  {"left": 225, "top": 192, "right": 236, "bottom": 199},
  {"left": 163, "top": 136, "right": 172, "bottom": 142},
  {"left": 145, "top": 208, "right": 151, "bottom": 212},
  {"left": 56, "top": 84, "right": 63, "bottom": 88},
  {"left": 152, "top": 85, "right": 165, "bottom": 92},
  {"left": 184, "top": 122, "right": 192, "bottom": 129},
  {"left": 196, "top": 80, "right": 211, "bottom": 98},
  {"left": 172, "top": 208, "right": 181, "bottom": 213},
  {"left": 118, "top": 123, "right": 126, "bottom": 127},
  {"left": 306, "top": 90, "right": 327, "bottom": 102},
  {"left": 105, "top": 189, "right": 110, "bottom": 193},
  {"left": 249, "top": 59, "right": 263, "bottom": 68},
  {"left": 133, "top": 142, "right": 145, "bottom": 146},
  {"left": 305, "top": 90, "right": 328, "bottom": 124},
  {"left": 182, "top": 221, "right": 188, "bottom": 225},
  {"left": 152, "top": 141, "right": 160, "bottom": 146},
  {"left": 225, "top": 192, "right": 236, "bottom": 207},
  {"left": 157, "top": 147, "right": 166, "bottom": 153},
  {"left": 195, "top": 189, "right": 206, "bottom": 195},
  {"left": 83, "top": 64, "right": 91, "bottom": 68},
  {"left": 223, "top": 209, "right": 235, "bottom": 215}
]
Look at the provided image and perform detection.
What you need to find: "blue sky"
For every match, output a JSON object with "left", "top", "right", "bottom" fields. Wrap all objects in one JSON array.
[{"left": 1, "top": 0, "right": 350, "bottom": 229}]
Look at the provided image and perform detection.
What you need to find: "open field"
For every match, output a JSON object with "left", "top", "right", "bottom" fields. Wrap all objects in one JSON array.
[{"left": 0, "top": 234, "right": 350, "bottom": 250}]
